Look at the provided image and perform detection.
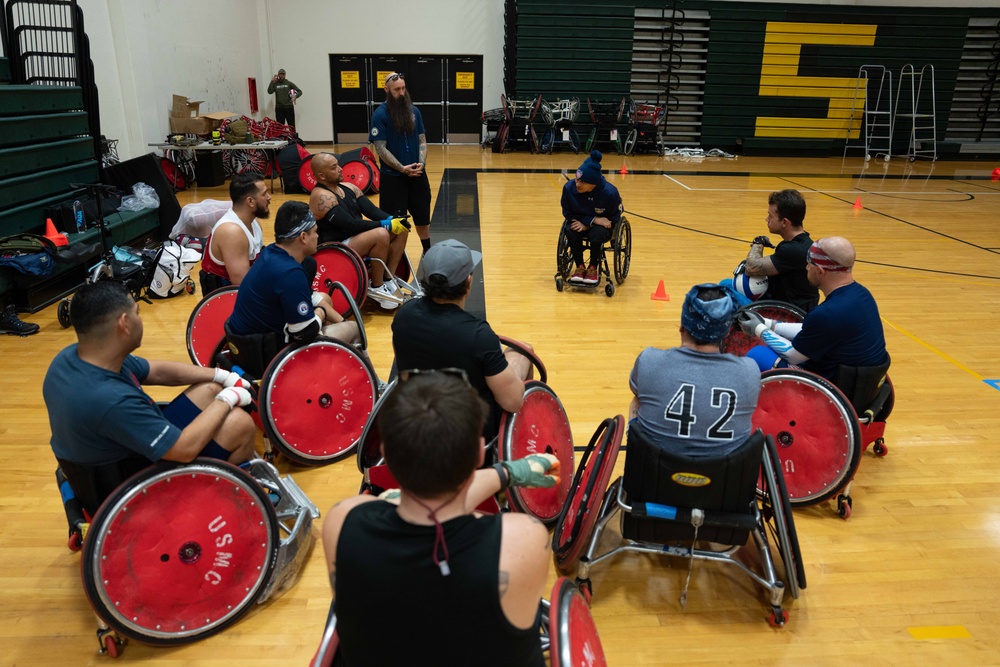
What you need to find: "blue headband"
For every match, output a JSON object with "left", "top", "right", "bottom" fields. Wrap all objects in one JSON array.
[{"left": 681, "top": 283, "right": 737, "bottom": 343}]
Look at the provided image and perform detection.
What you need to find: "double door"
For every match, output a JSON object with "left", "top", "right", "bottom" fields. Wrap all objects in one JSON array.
[{"left": 329, "top": 55, "right": 482, "bottom": 144}]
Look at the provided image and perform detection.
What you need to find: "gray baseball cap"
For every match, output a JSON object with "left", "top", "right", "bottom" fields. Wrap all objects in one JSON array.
[{"left": 417, "top": 239, "right": 483, "bottom": 287}]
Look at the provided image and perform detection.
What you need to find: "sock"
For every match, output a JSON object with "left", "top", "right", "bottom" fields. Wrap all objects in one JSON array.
[{"left": 421, "top": 238, "right": 431, "bottom": 254}]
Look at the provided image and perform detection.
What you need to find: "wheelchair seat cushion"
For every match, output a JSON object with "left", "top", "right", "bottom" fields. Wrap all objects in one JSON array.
[{"left": 622, "top": 424, "right": 764, "bottom": 546}]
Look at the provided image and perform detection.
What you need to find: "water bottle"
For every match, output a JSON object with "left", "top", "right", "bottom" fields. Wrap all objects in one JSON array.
[{"left": 73, "top": 200, "right": 85, "bottom": 233}]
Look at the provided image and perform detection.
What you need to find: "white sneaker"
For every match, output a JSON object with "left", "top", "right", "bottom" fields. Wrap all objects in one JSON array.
[{"left": 369, "top": 282, "right": 400, "bottom": 310}]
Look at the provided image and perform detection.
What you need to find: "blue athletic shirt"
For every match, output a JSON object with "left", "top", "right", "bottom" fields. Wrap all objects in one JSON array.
[
  {"left": 368, "top": 102, "right": 426, "bottom": 176},
  {"left": 793, "top": 281, "right": 888, "bottom": 379},
  {"left": 560, "top": 179, "right": 623, "bottom": 226},
  {"left": 227, "top": 243, "right": 314, "bottom": 337},
  {"left": 43, "top": 346, "right": 179, "bottom": 465}
]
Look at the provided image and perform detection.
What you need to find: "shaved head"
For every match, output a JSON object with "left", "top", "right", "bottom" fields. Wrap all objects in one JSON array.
[
  {"left": 311, "top": 153, "right": 342, "bottom": 186},
  {"left": 818, "top": 237, "right": 856, "bottom": 270}
]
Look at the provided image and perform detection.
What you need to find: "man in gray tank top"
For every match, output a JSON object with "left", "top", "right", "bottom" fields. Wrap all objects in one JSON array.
[{"left": 629, "top": 283, "right": 761, "bottom": 458}]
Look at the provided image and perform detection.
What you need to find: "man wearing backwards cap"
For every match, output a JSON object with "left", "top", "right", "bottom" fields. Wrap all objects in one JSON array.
[
  {"left": 392, "top": 239, "right": 535, "bottom": 439},
  {"left": 561, "top": 149, "right": 623, "bottom": 285},
  {"left": 630, "top": 283, "right": 761, "bottom": 457},
  {"left": 738, "top": 236, "right": 888, "bottom": 380},
  {"left": 268, "top": 68, "right": 302, "bottom": 128},
  {"left": 227, "top": 201, "right": 359, "bottom": 376}
]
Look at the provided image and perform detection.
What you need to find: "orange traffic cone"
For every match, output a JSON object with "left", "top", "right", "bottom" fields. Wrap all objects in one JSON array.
[
  {"left": 651, "top": 279, "right": 669, "bottom": 301},
  {"left": 852, "top": 197, "right": 863, "bottom": 210},
  {"left": 619, "top": 163, "right": 628, "bottom": 175},
  {"left": 44, "top": 217, "right": 68, "bottom": 247}
]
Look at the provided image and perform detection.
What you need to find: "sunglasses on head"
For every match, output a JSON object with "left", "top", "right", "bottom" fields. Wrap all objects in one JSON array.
[
  {"left": 385, "top": 72, "right": 405, "bottom": 84},
  {"left": 398, "top": 367, "right": 470, "bottom": 386}
]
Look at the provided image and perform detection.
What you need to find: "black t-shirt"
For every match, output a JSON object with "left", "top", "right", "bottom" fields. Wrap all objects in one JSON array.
[
  {"left": 767, "top": 231, "right": 819, "bottom": 312},
  {"left": 335, "top": 501, "right": 544, "bottom": 667},
  {"left": 392, "top": 297, "right": 509, "bottom": 438}
]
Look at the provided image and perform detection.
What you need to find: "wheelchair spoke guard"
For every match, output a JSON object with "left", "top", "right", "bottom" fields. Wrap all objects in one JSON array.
[
  {"left": 357, "top": 380, "right": 396, "bottom": 473},
  {"left": 753, "top": 369, "right": 861, "bottom": 506},
  {"left": 499, "top": 381, "right": 574, "bottom": 524},
  {"left": 186, "top": 286, "right": 239, "bottom": 367},
  {"left": 549, "top": 577, "right": 607, "bottom": 667},
  {"left": 312, "top": 243, "right": 367, "bottom": 316},
  {"left": 552, "top": 415, "right": 624, "bottom": 574},
  {"left": 82, "top": 459, "right": 279, "bottom": 645},
  {"left": 260, "top": 339, "right": 378, "bottom": 465},
  {"left": 720, "top": 300, "right": 805, "bottom": 357}
]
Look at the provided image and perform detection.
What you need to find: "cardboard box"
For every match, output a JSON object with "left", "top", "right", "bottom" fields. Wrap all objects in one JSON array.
[{"left": 169, "top": 94, "right": 236, "bottom": 135}]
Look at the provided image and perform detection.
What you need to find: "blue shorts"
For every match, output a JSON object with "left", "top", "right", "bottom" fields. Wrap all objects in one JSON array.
[{"left": 160, "top": 393, "right": 231, "bottom": 460}]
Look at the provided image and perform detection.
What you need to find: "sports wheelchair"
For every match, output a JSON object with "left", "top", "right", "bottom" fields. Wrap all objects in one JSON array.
[
  {"left": 721, "top": 302, "right": 895, "bottom": 519},
  {"left": 56, "top": 456, "right": 318, "bottom": 657},
  {"left": 185, "top": 276, "right": 382, "bottom": 466},
  {"left": 552, "top": 419, "right": 805, "bottom": 627},
  {"left": 585, "top": 97, "right": 626, "bottom": 155},
  {"left": 356, "top": 338, "right": 576, "bottom": 527},
  {"left": 540, "top": 97, "right": 581, "bottom": 154},
  {"left": 496, "top": 93, "right": 542, "bottom": 153},
  {"left": 312, "top": 241, "right": 422, "bottom": 312},
  {"left": 624, "top": 101, "right": 665, "bottom": 156},
  {"left": 555, "top": 216, "right": 632, "bottom": 297},
  {"left": 309, "top": 576, "right": 606, "bottom": 667}
]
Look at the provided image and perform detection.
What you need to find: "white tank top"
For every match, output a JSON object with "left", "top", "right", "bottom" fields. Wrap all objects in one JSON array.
[{"left": 207, "top": 209, "right": 263, "bottom": 266}]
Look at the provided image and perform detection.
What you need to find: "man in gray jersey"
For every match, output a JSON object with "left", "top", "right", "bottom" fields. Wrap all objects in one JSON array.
[{"left": 629, "top": 283, "right": 761, "bottom": 457}]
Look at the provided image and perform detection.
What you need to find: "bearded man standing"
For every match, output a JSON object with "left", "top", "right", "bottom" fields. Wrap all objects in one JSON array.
[{"left": 369, "top": 72, "right": 433, "bottom": 254}]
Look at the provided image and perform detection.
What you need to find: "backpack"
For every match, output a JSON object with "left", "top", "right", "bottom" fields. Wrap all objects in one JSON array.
[
  {"left": 149, "top": 240, "right": 200, "bottom": 298},
  {"left": 0, "top": 234, "right": 57, "bottom": 277}
]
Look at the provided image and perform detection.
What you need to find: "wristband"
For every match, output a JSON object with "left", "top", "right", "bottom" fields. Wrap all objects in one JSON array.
[
  {"left": 213, "top": 367, "right": 229, "bottom": 385},
  {"left": 311, "top": 291, "right": 324, "bottom": 307},
  {"left": 493, "top": 462, "right": 510, "bottom": 492}
]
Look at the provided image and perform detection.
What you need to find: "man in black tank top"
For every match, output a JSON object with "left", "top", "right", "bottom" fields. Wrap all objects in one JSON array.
[
  {"left": 322, "top": 373, "right": 559, "bottom": 666},
  {"left": 309, "top": 152, "right": 410, "bottom": 310}
]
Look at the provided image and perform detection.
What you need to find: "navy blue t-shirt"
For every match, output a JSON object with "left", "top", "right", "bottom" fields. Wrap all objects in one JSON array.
[
  {"left": 227, "top": 243, "right": 314, "bottom": 337},
  {"left": 43, "top": 346, "right": 180, "bottom": 465},
  {"left": 368, "top": 102, "right": 425, "bottom": 176},
  {"left": 560, "top": 179, "right": 623, "bottom": 226},
  {"left": 794, "top": 281, "right": 888, "bottom": 379}
]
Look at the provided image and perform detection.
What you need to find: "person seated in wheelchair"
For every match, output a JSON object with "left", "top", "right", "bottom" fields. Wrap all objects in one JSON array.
[
  {"left": 309, "top": 152, "right": 410, "bottom": 310},
  {"left": 226, "top": 201, "right": 361, "bottom": 378},
  {"left": 561, "top": 150, "right": 622, "bottom": 285},
  {"left": 42, "top": 281, "right": 257, "bottom": 517},
  {"left": 199, "top": 172, "right": 271, "bottom": 293},
  {"left": 737, "top": 237, "right": 888, "bottom": 381},
  {"left": 630, "top": 283, "right": 760, "bottom": 457},
  {"left": 392, "top": 239, "right": 535, "bottom": 440},
  {"left": 322, "top": 371, "right": 558, "bottom": 667}
]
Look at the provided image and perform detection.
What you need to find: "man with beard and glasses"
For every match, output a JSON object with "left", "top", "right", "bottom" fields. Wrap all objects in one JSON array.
[
  {"left": 369, "top": 72, "right": 433, "bottom": 254},
  {"left": 199, "top": 172, "right": 272, "bottom": 294}
]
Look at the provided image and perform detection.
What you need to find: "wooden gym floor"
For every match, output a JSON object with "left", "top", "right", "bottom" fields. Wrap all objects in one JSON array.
[{"left": 2, "top": 145, "right": 999, "bottom": 665}]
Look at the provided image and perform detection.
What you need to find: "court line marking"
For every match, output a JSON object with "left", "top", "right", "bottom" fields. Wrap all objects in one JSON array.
[
  {"left": 660, "top": 174, "right": 1000, "bottom": 196},
  {"left": 663, "top": 174, "right": 692, "bottom": 190},
  {"left": 984, "top": 380, "right": 1000, "bottom": 392},
  {"left": 907, "top": 626, "right": 972, "bottom": 640},
  {"left": 881, "top": 316, "right": 984, "bottom": 381}
]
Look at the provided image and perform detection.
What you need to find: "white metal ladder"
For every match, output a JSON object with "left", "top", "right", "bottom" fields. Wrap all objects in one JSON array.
[
  {"left": 844, "top": 65, "right": 894, "bottom": 162},
  {"left": 894, "top": 64, "right": 938, "bottom": 161}
]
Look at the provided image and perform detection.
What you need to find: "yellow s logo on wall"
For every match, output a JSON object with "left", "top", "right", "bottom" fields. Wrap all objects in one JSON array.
[{"left": 756, "top": 22, "right": 877, "bottom": 139}]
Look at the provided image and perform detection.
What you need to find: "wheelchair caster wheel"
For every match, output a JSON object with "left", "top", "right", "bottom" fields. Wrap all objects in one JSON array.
[
  {"left": 555, "top": 277, "right": 563, "bottom": 292},
  {"left": 97, "top": 629, "right": 126, "bottom": 658},
  {"left": 68, "top": 530, "right": 83, "bottom": 552},
  {"left": 605, "top": 283, "right": 615, "bottom": 297},
  {"left": 185, "top": 278, "right": 196, "bottom": 295},
  {"left": 768, "top": 608, "right": 788, "bottom": 628},
  {"left": 575, "top": 578, "right": 593, "bottom": 605},
  {"left": 57, "top": 298, "right": 72, "bottom": 328},
  {"left": 873, "top": 438, "right": 888, "bottom": 457},
  {"left": 837, "top": 493, "right": 853, "bottom": 520}
]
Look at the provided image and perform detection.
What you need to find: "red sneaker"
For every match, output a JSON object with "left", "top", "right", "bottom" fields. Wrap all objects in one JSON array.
[
  {"left": 570, "top": 265, "right": 587, "bottom": 283},
  {"left": 583, "top": 266, "right": 600, "bottom": 285}
]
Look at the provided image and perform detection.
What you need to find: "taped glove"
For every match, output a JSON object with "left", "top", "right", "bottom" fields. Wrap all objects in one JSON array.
[
  {"left": 737, "top": 311, "right": 768, "bottom": 338},
  {"left": 213, "top": 368, "right": 252, "bottom": 390},
  {"left": 502, "top": 453, "right": 561, "bottom": 489},
  {"left": 216, "top": 386, "right": 253, "bottom": 409},
  {"left": 751, "top": 235, "right": 775, "bottom": 248}
]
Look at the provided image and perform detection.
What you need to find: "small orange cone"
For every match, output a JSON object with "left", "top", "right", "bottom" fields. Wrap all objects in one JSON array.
[
  {"left": 852, "top": 197, "right": 863, "bottom": 210},
  {"left": 651, "top": 279, "right": 670, "bottom": 301},
  {"left": 619, "top": 163, "right": 628, "bottom": 175},
  {"left": 44, "top": 217, "right": 68, "bottom": 247},
  {"left": 992, "top": 168, "right": 1000, "bottom": 181}
]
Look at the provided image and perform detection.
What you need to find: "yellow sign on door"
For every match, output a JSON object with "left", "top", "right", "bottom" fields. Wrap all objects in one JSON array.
[
  {"left": 377, "top": 71, "right": 397, "bottom": 88},
  {"left": 456, "top": 72, "right": 475, "bottom": 90},
  {"left": 340, "top": 71, "right": 360, "bottom": 89}
]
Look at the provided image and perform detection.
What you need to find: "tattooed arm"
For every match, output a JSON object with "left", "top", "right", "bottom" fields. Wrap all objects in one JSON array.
[
  {"left": 745, "top": 243, "right": 778, "bottom": 276},
  {"left": 418, "top": 133, "right": 427, "bottom": 167},
  {"left": 373, "top": 140, "right": 408, "bottom": 174}
]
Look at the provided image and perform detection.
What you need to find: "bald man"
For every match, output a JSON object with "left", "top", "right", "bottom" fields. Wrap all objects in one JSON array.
[
  {"left": 308, "top": 152, "right": 409, "bottom": 310},
  {"left": 738, "top": 236, "right": 888, "bottom": 380}
]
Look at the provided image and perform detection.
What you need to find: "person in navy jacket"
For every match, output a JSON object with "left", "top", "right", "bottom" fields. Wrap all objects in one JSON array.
[{"left": 560, "top": 150, "right": 623, "bottom": 285}]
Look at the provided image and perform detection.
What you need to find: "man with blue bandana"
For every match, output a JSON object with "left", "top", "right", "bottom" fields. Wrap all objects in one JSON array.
[{"left": 629, "top": 283, "right": 761, "bottom": 457}]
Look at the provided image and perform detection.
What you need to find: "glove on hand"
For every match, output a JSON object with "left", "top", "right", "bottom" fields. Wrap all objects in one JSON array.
[
  {"left": 382, "top": 216, "right": 411, "bottom": 235},
  {"left": 751, "top": 235, "right": 775, "bottom": 248},
  {"left": 737, "top": 311, "right": 767, "bottom": 337},
  {"left": 216, "top": 386, "right": 253, "bottom": 409},
  {"left": 213, "top": 368, "right": 252, "bottom": 390},
  {"left": 503, "top": 453, "right": 560, "bottom": 489}
]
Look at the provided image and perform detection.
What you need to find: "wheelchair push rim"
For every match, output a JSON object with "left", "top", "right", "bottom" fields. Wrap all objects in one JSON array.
[
  {"left": 549, "top": 577, "right": 608, "bottom": 667},
  {"left": 552, "top": 415, "right": 624, "bottom": 574},
  {"left": 720, "top": 300, "right": 806, "bottom": 357},
  {"left": 760, "top": 434, "right": 807, "bottom": 597},
  {"left": 499, "top": 382, "right": 574, "bottom": 524},
  {"left": 186, "top": 286, "right": 240, "bottom": 367},
  {"left": 312, "top": 243, "right": 367, "bottom": 317},
  {"left": 357, "top": 380, "right": 396, "bottom": 474},
  {"left": 82, "top": 459, "right": 279, "bottom": 645},
  {"left": 260, "top": 338, "right": 378, "bottom": 465},
  {"left": 753, "top": 369, "right": 862, "bottom": 507}
]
